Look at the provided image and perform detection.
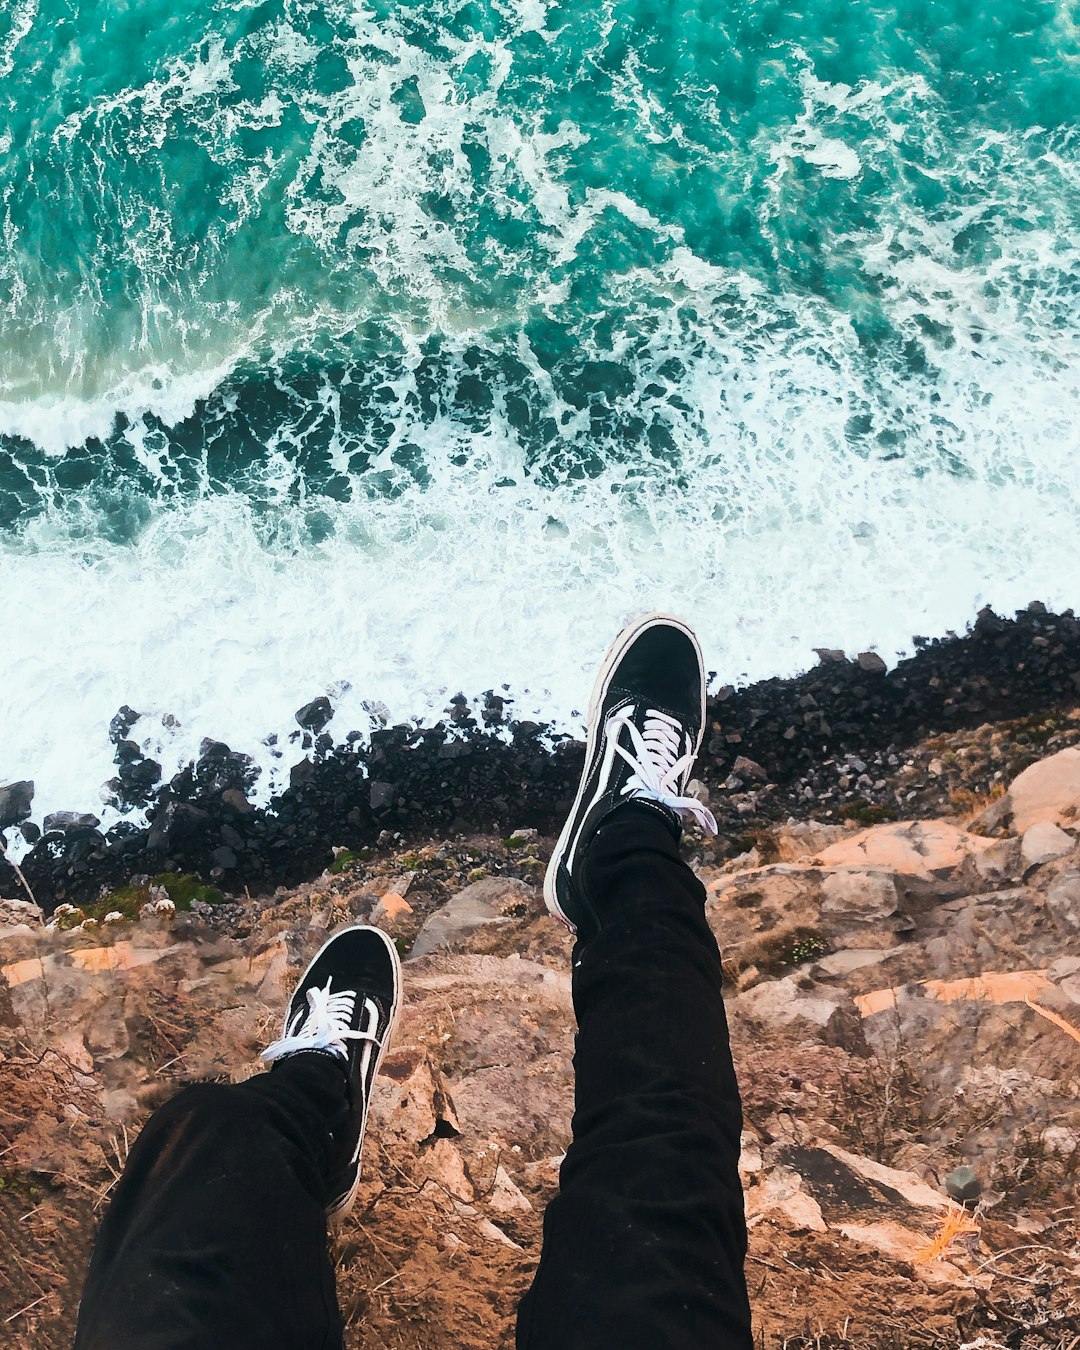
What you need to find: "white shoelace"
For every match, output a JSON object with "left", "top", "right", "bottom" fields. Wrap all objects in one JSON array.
[
  {"left": 261, "top": 980, "right": 382, "bottom": 1063},
  {"left": 607, "top": 707, "right": 718, "bottom": 836}
]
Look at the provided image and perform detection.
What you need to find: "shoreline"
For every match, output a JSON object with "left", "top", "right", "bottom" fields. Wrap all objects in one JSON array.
[{"left": 3, "top": 601, "right": 1080, "bottom": 912}]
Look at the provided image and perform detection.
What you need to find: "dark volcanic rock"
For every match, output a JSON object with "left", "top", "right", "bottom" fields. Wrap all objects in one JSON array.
[
  {"left": 43, "top": 811, "right": 100, "bottom": 836},
  {"left": 109, "top": 706, "right": 141, "bottom": 743},
  {"left": 146, "top": 800, "right": 212, "bottom": 855},
  {"left": 0, "top": 780, "right": 34, "bottom": 829},
  {"left": 9, "top": 602, "right": 1080, "bottom": 912},
  {"left": 295, "top": 697, "right": 333, "bottom": 733}
]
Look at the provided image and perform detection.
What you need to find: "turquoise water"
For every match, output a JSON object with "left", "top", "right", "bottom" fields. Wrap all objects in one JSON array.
[{"left": 1, "top": 0, "right": 1079, "bottom": 819}]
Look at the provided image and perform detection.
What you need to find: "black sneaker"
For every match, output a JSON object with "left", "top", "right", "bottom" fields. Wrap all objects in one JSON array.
[
  {"left": 261, "top": 925, "right": 401, "bottom": 1219},
  {"left": 544, "top": 614, "right": 716, "bottom": 936}
]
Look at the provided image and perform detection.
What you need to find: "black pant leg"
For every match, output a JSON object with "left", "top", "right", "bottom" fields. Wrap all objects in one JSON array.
[
  {"left": 517, "top": 808, "right": 752, "bottom": 1350},
  {"left": 74, "top": 1055, "right": 349, "bottom": 1350}
]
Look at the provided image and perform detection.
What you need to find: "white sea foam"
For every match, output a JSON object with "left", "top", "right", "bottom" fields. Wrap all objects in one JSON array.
[{"left": 2, "top": 281, "right": 1079, "bottom": 836}]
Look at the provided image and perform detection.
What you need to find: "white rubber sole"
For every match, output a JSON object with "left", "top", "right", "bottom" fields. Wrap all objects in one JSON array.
[
  {"left": 281, "top": 924, "right": 403, "bottom": 1224},
  {"left": 542, "top": 613, "right": 707, "bottom": 931}
]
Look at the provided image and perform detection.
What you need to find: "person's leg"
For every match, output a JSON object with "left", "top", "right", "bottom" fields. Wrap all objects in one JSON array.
[
  {"left": 519, "top": 615, "right": 752, "bottom": 1350},
  {"left": 74, "top": 925, "right": 401, "bottom": 1350},
  {"left": 74, "top": 1059, "right": 350, "bottom": 1350}
]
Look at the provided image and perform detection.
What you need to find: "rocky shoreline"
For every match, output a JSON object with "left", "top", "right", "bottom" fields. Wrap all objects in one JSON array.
[
  {"left": 3, "top": 602, "right": 1080, "bottom": 913},
  {"left": 2, "top": 716, "right": 1079, "bottom": 1348}
]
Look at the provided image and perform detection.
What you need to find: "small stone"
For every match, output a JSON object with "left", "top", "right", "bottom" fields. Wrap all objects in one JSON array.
[
  {"left": 732, "top": 756, "right": 768, "bottom": 784},
  {"left": 370, "top": 781, "right": 395, "bottom": 811},
  {"left": 211, "top": 846, "right": 238, "bottom": 871},
  {"left": 857, "top": 651, "right": 887, "bottom": 674},
  {"left": 814, "top": 647, "right": 849, "bottom": 665},
  {"left": 944, "top": 1165, "right": 981, "bottom": 1204}
]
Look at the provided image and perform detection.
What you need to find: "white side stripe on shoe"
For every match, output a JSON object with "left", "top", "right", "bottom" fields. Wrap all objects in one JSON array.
[{"left": 607, "top": 708, "right": 718, "bottom": 836}]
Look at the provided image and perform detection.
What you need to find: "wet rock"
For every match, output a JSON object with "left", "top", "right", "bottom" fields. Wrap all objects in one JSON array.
[
  {"left": 221, "top": 788, "right": 253, "bottom": 814},
  {"left": 1021, "top": 821, "right": 1075, "bottom": 869},
  {"left": 369, "top": 780, "right": 395, "bottom": 811},
  {"left": 0, "top": 780, "right": 34, "bottom": 829},
  {"left": 43, "top": 811, "right": 101, "bottom": 836},
  {"left": 145, "top": 800, "right": 211, "bottom": 854},
  {"left": 108, "top": 706, "right": 141, "bottom": 742},
  {"left": 295, "top": 697, "right": 333, "bottom": 733}
]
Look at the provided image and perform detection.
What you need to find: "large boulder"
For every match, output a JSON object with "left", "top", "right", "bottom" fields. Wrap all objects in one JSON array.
[{"left": 1008, "top": 746, "right": 1080, "bottom": 833}]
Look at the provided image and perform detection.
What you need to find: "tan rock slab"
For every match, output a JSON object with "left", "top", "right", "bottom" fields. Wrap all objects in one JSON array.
[
  {"left": 819, "top": 868, "right": 899, "bottom": 918},
  {"left": 410, "top": 878, "right": 533, "bottom": 958},
  {"left": 2, "top": 939, "right": 184, "bottom": 989},
  {"left": 822, "top": 1145, "right": 946, "bottom": 1211},
  {"left": 0, "top": 898, "right": 44, "bottom": 928},
  {"left": 1008, "top": 746, "right": 1080, "bottom": 833},
  {"left": 816, "top": 820, "right": 994, "bottom": 879},
  {"left": 745, "top": 1168, "right": 828, "bottom": 1233},
  {"left": 855, "top": 968, "right": 1055, "bottom": 1017},
  {"left": 774, "top": 822, "right": 847, "bottom": 863},
  {"left": 814, "top": 948, "right": 897, "bottom": 977},
  {"left": 1021, "top": 821, "right": 1075, "bottom": 868},
  {"left": 487, "top": 1164, "right": 532, "bottom": 1215},
  {"left": 973, "top": 836, "right": 1022, "bottom": 883},
  {"left": 837, "top": 1220, "right": 965, "bottom": 1285}
]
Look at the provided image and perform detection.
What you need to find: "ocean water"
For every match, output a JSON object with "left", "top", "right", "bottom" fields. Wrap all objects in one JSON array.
[{"left": 2, "top": 0, "right": 1080, "bottom": 826}]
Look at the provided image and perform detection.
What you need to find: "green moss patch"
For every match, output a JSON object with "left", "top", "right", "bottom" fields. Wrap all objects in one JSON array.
[
  {"left": 329, "top": 849, "right": 366, "bottom": 875},
  {"left": 86, "top": 873, "right": 226, "bottom": 923}
]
